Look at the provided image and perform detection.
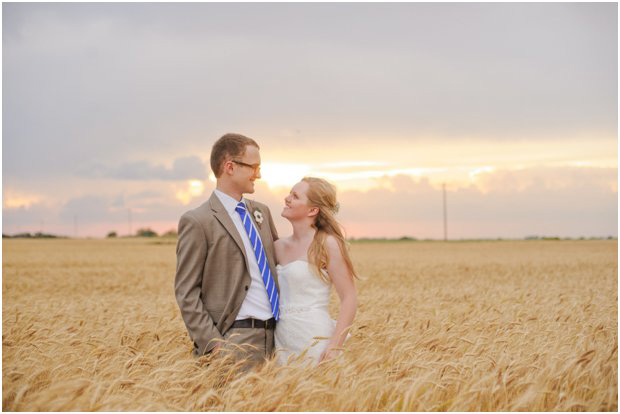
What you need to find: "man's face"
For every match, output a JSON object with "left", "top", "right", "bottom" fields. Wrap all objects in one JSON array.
[{"left": 229, "top": 145, "right": 261, "bottom": 195}]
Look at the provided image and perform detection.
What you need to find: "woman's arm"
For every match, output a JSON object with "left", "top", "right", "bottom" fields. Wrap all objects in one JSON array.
[{"left": 320, "top": 235, "right": 357, "bottom": 362}]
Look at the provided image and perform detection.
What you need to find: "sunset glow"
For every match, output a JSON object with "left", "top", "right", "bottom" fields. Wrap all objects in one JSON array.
[
  {"left": 3, "top": 190, "right": 42, "bottom": 209},
  {"left": 259, "top": 163, "right": 313, "bottom": 189},
  {"left": 175, "top": 180, "right": 205, "bottom": 205}
]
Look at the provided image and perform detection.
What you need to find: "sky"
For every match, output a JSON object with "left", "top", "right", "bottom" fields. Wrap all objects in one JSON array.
[{"left": 2, "top": 2, "right": 618, "bottom": 239}]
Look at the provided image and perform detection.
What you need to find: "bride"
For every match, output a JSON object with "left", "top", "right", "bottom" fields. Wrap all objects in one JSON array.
[{"left": 274, "top": 177, "right": 358, "bottom": 365}]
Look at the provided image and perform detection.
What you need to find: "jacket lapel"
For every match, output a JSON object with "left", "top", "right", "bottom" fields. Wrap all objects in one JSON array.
[{"left": 209, "top": 193, "right": 249, "bottom": 268}]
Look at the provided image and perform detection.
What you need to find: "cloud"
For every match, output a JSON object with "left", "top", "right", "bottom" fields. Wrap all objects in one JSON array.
[
  {"left": 2, "top": 2, "right": 616, "bottom": 182},
  {"left": 59, "top": 195, "right": 117, "bottom": 223},
  {"left": 473, "top": 166, "right": 617, "bottom": 194},
  {"left": 127, "top": 190, "right": 164, "bottom": 201},
  {"left": 2, "top": 201, "right": 59, "bottom": 234},
  {"left": 2, "top": 189, "right": 44, "bottom": 209},
  {"left": 79, "top": 156, "right": 208, "bottom": 181},
  {"left": 335, "top": 168, "right": 617, "bottom": 238},
  {"left": 108, "top": 190, "right": 167, "bottom": 211}
]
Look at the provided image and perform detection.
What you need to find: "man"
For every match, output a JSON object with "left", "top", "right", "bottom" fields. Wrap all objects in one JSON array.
[{"left": 174, "top": 133, "right": 280, "bottom": 367}]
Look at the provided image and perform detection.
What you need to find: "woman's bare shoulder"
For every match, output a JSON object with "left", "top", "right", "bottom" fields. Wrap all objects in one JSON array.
[
  {"left": 274, "top": 236, "right": 290, "bottom": 247},
  {"left": 324, "top": 234, "right": 340, "bottom": 251},
  {"left": 275, "top": 237, "right": 296, "bottom": 265},
  {"left": 274, "top": 236, "right": 292, "bottom": 254}
]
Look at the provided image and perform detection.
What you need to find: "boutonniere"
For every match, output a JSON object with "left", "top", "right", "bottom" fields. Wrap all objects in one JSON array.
[{"left": 253, "top": 209, "right": 264, "bottom": 226}]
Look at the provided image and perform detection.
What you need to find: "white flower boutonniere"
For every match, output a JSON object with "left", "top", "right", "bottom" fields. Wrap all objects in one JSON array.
[{"left": 253, "top": 209, "right": 264, "bottom": 226}]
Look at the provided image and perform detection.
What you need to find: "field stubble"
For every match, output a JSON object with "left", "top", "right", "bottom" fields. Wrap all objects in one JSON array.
[{"left": 2, "top": 239, "right": 617, "bottom": 411}]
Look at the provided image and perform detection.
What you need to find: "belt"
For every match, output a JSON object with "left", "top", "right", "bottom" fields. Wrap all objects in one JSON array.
[{"left": 231, "top": 317, "right": 276, "bottom": 330}]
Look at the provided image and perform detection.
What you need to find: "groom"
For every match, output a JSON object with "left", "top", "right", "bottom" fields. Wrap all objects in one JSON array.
[{"left": 174, "top": 133, "right": 280, "bottom": 367}]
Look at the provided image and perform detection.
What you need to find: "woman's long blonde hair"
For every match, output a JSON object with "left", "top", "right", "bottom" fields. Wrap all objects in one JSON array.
[{"left": 302, "top": 177, "right": 358, "bottom": 283}]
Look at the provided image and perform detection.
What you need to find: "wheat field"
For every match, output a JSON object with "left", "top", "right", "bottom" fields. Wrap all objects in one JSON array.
[{"left": 2, "top": 238, "right": 617, "bottom": 411}]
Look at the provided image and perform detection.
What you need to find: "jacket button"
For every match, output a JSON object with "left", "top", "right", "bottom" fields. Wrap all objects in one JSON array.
[{"left": 245, "top": 285, "right": 249, "bottom": 291}]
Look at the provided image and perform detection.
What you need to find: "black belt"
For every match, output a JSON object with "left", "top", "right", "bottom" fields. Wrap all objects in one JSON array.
[{"left": 231, "top": 317, "right": 276, "bottom": 330}]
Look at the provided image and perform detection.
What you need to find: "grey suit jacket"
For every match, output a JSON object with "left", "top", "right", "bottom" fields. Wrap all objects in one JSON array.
[{"left": 174, "top": 192, "right": 279, "bottom": 356}]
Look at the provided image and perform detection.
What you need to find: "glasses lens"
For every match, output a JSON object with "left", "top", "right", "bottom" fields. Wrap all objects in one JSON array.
[{"left": 234, "top": 160, "right": 260, "bottom": 173}]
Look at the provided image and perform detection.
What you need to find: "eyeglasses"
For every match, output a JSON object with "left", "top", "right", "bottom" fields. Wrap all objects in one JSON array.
[{"left": 231, "top": 160, "right": 261, "bottom": 174}]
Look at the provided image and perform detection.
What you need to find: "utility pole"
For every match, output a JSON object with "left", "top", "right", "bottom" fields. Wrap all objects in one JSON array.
[
  {"left": 442, "top": 183, "right": 447, "bottom": 241},
  {"left": 73, "top": 214, "right": 78, "bottom": 238},
  {"left": 128, "top": 208, "right": 132, "bottom": 237}
]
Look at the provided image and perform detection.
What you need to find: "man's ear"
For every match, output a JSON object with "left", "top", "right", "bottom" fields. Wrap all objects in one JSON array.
[
  {"left": 222, "top": 160, "right": 234, "bottom": 176},
  {"left": 308, "top": 207, "right": 319, "bottom": 218}
]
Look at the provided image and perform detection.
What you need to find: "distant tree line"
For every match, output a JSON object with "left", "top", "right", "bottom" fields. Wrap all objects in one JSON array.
[
  {"left": 348, "top": 235, "right": 617, "bottom": 242},
  {"left": 2, "top": 232, "right": 66, "bottom": 239},
  {"left": 1, "top": 228, "right": 178, "bottom": 239},
  {"left": 105, "top": 228, "right": 177, "bottom": 238},
  {"left": 2, "top": 232, "right": 616, "bottom": 240},
  {"left": 524, "top": 235, "right": 616, "bottom": 241}
]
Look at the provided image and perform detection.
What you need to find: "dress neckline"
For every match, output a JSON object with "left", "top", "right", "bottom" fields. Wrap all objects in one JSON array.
[
  {"left": 276, "top": 259, "right": 331, "bottom": 282},
  {"left": 276, "top": 259, "right": 308, "bottom": 268}
]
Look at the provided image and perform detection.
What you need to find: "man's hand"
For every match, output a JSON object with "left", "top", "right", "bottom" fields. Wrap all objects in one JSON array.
[{"left": 210, "top": 342, "right": 222, "bottom": 355}]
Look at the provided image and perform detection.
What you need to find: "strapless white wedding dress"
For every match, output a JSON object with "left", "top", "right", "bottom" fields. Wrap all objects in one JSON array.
[{"left": 274, "top": 260, "right": 336, "bottom": 366}]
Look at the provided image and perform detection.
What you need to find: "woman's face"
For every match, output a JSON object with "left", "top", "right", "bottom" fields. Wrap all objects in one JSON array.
[{"left": 282, "top": 181, "right": 317, "bottom": 220}]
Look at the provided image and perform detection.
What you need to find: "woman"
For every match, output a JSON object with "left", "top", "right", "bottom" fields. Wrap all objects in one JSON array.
[{"left": 274, "top": 177, "right": 358, "bottom": 365}]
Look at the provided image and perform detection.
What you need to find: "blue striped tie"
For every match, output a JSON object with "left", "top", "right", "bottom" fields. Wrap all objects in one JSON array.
[{"left": 235, "top": 201, "right": 280, "bottom": 321}]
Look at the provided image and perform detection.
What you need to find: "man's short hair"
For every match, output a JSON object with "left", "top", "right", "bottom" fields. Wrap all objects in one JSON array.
[{"left": 210, "top": 133, "right": 260, "bottom": 178}]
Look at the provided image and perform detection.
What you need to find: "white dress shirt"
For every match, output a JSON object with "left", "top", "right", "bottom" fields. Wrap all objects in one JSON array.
[{"left": 213, "top": 189, "right": 274, "bottom": 321}]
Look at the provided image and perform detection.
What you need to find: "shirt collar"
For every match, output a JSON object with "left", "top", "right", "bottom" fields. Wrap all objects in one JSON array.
[{"left": 214, "top": 189, "right": 247, "bottom": 216}]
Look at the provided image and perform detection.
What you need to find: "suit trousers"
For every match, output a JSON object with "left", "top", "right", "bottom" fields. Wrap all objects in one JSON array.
[{"left": 205, "top": 326, "right": 275, "bottom": 372}]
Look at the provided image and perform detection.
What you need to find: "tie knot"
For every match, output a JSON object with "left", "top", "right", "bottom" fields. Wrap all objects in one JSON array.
[{"left": 235, "top": 202, "right": 247, "bottom": 214}]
